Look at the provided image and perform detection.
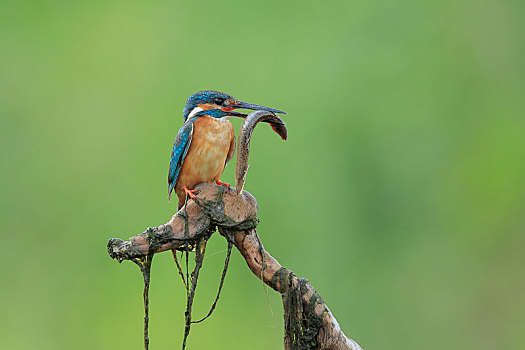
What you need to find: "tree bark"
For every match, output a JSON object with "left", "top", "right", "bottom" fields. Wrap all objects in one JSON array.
[{"left": 108, "top": 183, "right": 363, "bottom": 350}]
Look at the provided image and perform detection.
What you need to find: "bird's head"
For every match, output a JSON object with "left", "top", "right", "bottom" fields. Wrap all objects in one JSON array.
[{"left": 182, "top": 90, "right": 286, "bottom": 121}]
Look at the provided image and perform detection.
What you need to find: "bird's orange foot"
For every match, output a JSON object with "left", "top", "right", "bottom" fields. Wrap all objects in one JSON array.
[
  {"left": 216, "top": 180, "right": 231, "bottom": 188},
  {"left": 183, "top": 186, "right": 197, "bottom": 199}
]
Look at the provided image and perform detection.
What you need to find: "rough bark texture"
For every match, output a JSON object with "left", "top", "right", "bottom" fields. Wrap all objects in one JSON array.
[{"left": 108, "top": 183, "right": 363, "bottom": 350}]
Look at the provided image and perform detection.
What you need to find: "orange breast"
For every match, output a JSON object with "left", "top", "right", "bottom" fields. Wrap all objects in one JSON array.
[{"left": 175, "top": 117, "right": 235, "bottom": 197}]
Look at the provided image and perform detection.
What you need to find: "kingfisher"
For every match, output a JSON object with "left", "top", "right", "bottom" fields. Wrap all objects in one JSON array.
[{"left": 168, "top": 90, "right": 286, "bottom": 209}]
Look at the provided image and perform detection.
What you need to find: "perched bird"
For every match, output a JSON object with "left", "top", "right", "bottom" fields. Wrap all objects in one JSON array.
[{"left": 168, "top": 90, "right": 286, "bottom": 209}]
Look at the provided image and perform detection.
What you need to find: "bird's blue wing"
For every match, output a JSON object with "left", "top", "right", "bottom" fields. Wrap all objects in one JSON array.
[{"left": 168, "top": 120, "right": 194, "bottom": 200}]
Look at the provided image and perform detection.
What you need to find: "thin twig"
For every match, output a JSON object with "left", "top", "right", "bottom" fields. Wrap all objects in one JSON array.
[
  {"left": 203, "top": 248, "right": 227, "bottom": 260},
  {"left": 132, "top": 254, "right": 154, "bottom": 350},
  {"left": 172, "top": 250, "right": 188, "bottom": 292},
  {"left": 182, "top": 237, "right": 207, "bottom": 350},
  {"left": 192, "top": 239, "right": 233, "bottom": 324}
]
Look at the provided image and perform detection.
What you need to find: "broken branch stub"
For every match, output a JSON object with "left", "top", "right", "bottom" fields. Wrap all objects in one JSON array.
[{"left": 235, "top": 110, "right": 288, "bottom": 194}]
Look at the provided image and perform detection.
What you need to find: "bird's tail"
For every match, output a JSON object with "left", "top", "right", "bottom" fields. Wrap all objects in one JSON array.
[{"left": 168, "top": 182, "right": 175, "bottom": 201}]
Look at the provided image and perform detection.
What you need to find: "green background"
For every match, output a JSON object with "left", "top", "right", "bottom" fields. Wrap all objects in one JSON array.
[{"left": 1, "top": 0, "right": 524, "bottom": 349}]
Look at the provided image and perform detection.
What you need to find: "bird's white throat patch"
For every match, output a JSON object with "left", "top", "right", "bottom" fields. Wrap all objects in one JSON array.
[
  {"left": 187, "top": 107, "right": 203, "bottom": 119},
  {"left": 187, "top": 107, "right": 230, "bottom": 123}
]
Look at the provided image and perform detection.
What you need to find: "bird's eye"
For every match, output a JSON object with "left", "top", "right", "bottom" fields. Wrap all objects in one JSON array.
[{"left": 214, "top": 97, "right": 225, "bottom": 105}]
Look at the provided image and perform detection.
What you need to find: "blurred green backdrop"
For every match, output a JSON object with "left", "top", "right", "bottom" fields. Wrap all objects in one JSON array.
[{"left": 1, "top": 0, "right": 524, "bottom": 349}]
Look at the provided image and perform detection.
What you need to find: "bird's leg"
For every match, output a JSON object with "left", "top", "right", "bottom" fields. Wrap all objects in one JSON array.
[
  {"left": 183, "top": 186, "right": 197, "bottom": 199},
  {"left": 216, "top": 180, "right": 231, "bottom": 188}
]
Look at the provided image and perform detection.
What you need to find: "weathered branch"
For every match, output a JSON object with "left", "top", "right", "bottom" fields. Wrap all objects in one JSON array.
[
  {"left": 108, "top": 183, "right": 363, "bottom": 350},
  {"left": 235, "top": 110, "right": 288, "bottom": 194},
  {"left": 231, "top": 230, "right": 362, "bottom": 350}
]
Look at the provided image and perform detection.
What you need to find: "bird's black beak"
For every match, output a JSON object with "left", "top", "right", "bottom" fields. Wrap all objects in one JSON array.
[
  {"left": 230, "top": 101, "right": 287, "bottom": 115},
  {"left": 227, "top": 110, "right": 248, "bottom": 118}
]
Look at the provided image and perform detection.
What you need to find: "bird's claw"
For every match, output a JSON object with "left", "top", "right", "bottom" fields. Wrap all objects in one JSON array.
[
  {"left": 216, "top": 180, "right": 231, "bottom": 188},
  {"left": 183, "top": 187, "right": 198, "bottom": 199}
]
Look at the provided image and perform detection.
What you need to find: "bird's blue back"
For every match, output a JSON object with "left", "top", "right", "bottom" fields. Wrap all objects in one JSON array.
[{"left": 168, "top": 117, "right": 195, "bottom": 199}]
